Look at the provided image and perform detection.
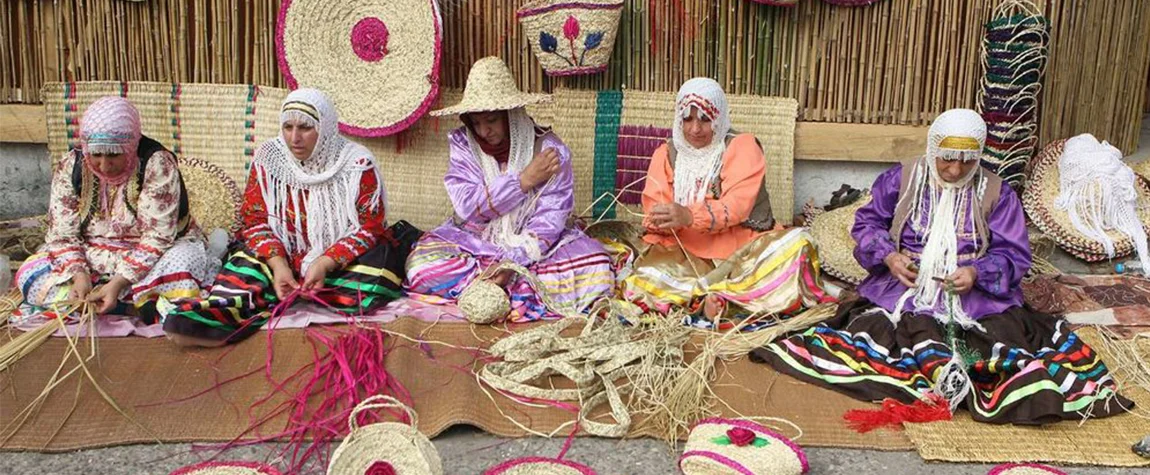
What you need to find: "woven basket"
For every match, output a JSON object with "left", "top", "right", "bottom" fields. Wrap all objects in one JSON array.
[
  {"left": 807, "top": 194, "right": 871, "bottom": 285},
  {"left": 484, "top": 457, "right": 597, "bottom": 475},
  {"left": 517, "top": 0, "right": 624, "bottom": 76},
  {"left": 1022, "top": 139, "right": 1150, "bottom": 262},
  {"left": 679, "top": 418, "right": 808, "bottom": 475},
  {"left": 987, "top": 463, "right": 1067, "bottom": 475},
  {"left": 178, "top": 157, "right": 242, "bottom": 235},
  {"left": 168, "top": 461, "right": 282, "bottom": 475},
  {"left": 328, "top": 396, "right": 443, "bottom": 475}
]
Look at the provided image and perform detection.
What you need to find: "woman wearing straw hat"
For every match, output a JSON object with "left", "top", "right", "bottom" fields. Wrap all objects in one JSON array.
[
  {"left": 752, "top": 109, "right": 1130, "bottom": 425},
  {"left": 623, "top": 78, "right": 832, "bottom": 329},
  {"left": 163, "top": 88, "right": 412, "bottom": 346},
  {"left": 404, "top": 57, "right": 614, "bottom": 322},
  {"left": 13, "top": 96, "right": 214, "bottom": 325}
]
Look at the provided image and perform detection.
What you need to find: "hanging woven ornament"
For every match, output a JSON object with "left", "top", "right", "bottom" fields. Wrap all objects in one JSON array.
[
  {"left": 975, "top": 0, "right": 1049, "bottom": 189},
  {"left": 679, "top": 418, "right": 809, "bottom": 475},
  {"left": 276, "top": 0, "right": 443, "bottom": 137},
  {"left": 517, "top": 0, "right": 624, "bottom": 76},
  {"left": 327, "top": 395, "right": 443, "bottom": 475}
]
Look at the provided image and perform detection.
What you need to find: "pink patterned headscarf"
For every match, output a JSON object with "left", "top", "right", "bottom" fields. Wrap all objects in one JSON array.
[{"left": 79, "top": 96, "right": 142, "bottom": 185}]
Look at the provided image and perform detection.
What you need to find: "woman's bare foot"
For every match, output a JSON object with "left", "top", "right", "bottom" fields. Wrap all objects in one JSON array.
[
  {"left": 702, "top": 294, "right": 725, "bottom": 321},
  {"left": 166, "top": 332, "right": 228, "bottom": 348}
]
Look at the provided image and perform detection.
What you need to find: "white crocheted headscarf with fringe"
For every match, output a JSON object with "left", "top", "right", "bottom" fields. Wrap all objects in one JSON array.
[
  {"left": 890, "top": 108, "right": 989, "bottom": 331},
  {"left": 672, "top": 77, "right": 731, "bottom": 206},
  {"left": 252, "top": 88, "right": 384, "bottom": 273},
  {"left": 1055, "top": 133, "right": 1149, "bottom": 275}
]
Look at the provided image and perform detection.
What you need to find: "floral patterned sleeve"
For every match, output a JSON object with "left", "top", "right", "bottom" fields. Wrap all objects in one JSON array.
[
  {"left": 115, "top": 152, "right": 182, "bottom": 283},
  {"left": 44, "top": 152, "right": 89, "bottom": 277},
  {"left": 238, "top": 167, "right": 289, "bottom": 261},
  {"left": 322, "top": 169, "right": 387, "bottom": 267}
]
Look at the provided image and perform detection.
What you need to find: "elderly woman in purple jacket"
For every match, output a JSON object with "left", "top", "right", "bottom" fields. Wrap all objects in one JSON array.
[{"left": 404, "top": 57, "right": 614, "bottom": 321}]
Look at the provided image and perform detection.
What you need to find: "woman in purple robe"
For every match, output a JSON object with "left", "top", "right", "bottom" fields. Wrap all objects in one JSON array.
[
  {"left": 403, "top": 57, "right": 614, "bottom": 321},
  {"left": 752, "top": 109, "right": 1129, "bottom": 425}
]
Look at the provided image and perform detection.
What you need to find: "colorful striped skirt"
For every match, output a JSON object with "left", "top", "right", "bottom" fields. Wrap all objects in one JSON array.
[
  {"left": 14, "top": 239, "right": 213, "bottom": 324},
  {"left": 404, "top": 232, "right": 615, "bottom": 322},
  {"left": 622, "top": 228, "right": 834, "bottom": 328},
  {"left": 164, "top": 242, "right": 405, "bottom": 344},
  {"left": 751, "top": 297, "right": 1132, "bottom": 424}
]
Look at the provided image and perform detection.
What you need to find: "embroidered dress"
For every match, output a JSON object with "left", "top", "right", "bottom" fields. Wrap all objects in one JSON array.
[
  {"left": 165, "top": 89, "right": 407, "bottom": 343},
  {"left": 752, "top": 109, "right": 1130, "bottom": 424},
  {"left": 15, "top": 97, "right": 211, "bottom": 323},
  {"left": 405, "top": 113, "right": 614, "bottom": 322}
]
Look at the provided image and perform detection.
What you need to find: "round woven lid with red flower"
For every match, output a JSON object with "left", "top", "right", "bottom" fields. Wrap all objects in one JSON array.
[{"left": 275, "top": 0, "right": 443, "bottom": 137}]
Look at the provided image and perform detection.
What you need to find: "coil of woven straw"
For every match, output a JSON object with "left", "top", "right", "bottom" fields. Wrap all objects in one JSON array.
[
  {"left": 516, "top": 0, "right": 625, "bottom": 76},
  {"left": 679, "top": 418, "right": 809, "bottom": 475},
  {"left": 986, "top": 463, "right": 1067, "bottom": 475},
  {"left": 327, "top": 395, "right": 443, "bottom": 475},
  {"left": 806, "top": 194, "right": 871, "bottom": 285},
  {"left": 1023, "top": 139, "right": 1150, "bottom": 262},
  {"left": 458, "top": 262, "right": 583, "bottom": 324},
  {"left": 276, "top": 0, "right": 443, "bottom": 137},
  {"left": 168, "top": 461, "right": 283, "bottom": 475},
  {"left": 177, "top": 156, "right": 242, "bottom": 235},
  {"left": 484, "top": 457, "right": 597, "bottom": 475}
]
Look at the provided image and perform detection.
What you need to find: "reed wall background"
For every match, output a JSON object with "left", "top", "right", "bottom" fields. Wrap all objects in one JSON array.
[{"left": 2, "top": 0, "right": 1149, "bottom": 152}]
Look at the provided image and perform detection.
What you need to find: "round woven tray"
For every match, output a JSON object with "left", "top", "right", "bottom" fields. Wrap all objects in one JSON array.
[
  {"left": 807, "top": 194, "right": 871, "bottom": 285},
  {"left": 484, "top": 457, "right": 597, "bottom": 475},
  {"left": 178, "top": 156, "right": 242, "bottom": 235},
  {"left": 987, "top": 463, "right": 1067, "bottom": 475},
  {"left": 169, "top": 461, "right": 282, "bottom": 475},
  {"left": 327, "top": 395, "right": 443, "bottom": 475},
  {"left": 679, "top": 418, "right": 808, "bottom": 475},
  {"left": 1022, "top": 139, "right": 1150, "bottom": 262},
  {"left": 276, "top": 0, "right": 443, "bottom": 137}
]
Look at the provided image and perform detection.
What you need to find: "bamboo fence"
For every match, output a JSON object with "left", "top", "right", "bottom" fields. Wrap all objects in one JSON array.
[{"left": 2, "top": 0, "right": 1149, "bottom": 151}]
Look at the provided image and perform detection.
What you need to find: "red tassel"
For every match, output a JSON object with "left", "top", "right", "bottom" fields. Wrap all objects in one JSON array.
[{"left": 843, "top": 394, "right": 952, "bottom": 433}]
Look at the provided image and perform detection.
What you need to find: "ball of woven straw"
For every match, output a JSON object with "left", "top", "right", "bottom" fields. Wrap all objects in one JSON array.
[
  {"left": 459, "top": 279, "right": 511, "bottom": 324},
  {"left": 484, "top": 457, "right": 597, "bottom": 475}
]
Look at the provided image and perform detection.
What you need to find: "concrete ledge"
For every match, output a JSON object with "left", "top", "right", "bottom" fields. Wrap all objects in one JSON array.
[{"left": 1, "top": 103, "right": 920, "bottom": 162}]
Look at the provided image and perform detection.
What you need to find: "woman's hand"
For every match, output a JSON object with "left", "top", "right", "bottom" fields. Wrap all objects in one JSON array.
[
  {"left": 884, "top": 252, "right": 919, "bottom": 288},
  {"left": 302, "top": 256, "right": 339, "bottom": 291},
  {"left": 519, "top": 149, "right": 561, "bottom": 192},
  {"left": 87, "top": 275, "right": 130, "bottom": 314},
  {"left": 268, "top": 256, "right": 299, "bottom": 300},
  {"left": 648, "top": 203, "right": 693, "bottom": 230},
  {"left": 70, "top": 272, "right": 93, "bottom": 301}
]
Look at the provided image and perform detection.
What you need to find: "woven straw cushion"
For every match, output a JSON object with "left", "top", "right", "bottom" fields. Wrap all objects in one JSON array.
[
  {"left": 276, "top": 0, "right": 443, "bottom": 136},
  {"left": 169, "top": 461, "right": 282, "bottom": 475},
  {"left": 328, "top": 420, "right": 443, "bottom": 475},
  {"left": 987, "top": 463, "right": 1067, "bottom": 475},
  {"left": 679, "top": 418, "right": 808, "bottom": 475},
  {"left": 484, "top": 457, "right": 597, "bottom": 475},
  {"left": 178, "top": 157, "right": 242, "bottom": 234},
  {"left": 807, "top": 194, "right": 871, "bottom": 285},
  {"left": 1022, "top": 139, "right": 1150, "bottom": 262}
]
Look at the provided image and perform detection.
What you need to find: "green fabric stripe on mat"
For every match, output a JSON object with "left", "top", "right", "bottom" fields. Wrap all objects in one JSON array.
[{"left": 592, "top": 90, "right": 623, "bottom": 219}]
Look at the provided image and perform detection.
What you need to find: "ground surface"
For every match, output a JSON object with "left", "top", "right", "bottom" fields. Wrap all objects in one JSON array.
[{"left": 2, "top": 425, "right": 1147, "bottom": 474}]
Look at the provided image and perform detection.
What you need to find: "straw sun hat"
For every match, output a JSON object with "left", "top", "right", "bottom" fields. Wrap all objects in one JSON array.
[{"left": 430, "top": 57, "right": 551, "bottom": 117}]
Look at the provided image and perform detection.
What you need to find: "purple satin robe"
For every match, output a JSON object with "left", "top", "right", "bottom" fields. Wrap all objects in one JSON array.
[{"left": 851, "top": 164, "right": 1031, "bottom": 319}]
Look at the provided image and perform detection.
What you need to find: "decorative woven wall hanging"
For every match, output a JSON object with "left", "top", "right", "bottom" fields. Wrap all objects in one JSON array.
[{"left": 516, "top": 0, "right": 624, "bottom": 76}]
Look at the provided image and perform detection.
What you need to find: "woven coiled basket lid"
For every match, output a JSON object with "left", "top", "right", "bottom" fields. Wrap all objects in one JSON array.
[
  {"left": 276, "top": 0, "right": 442, "bottom": 137},
  {"left": 168, "top": 461, "right": 282, "bottom": 475},
  {"left": 679, "top": 418, "right": 809, "bottom": 475},
  {"left": 1022, "top": 139, "right": 1150, "bottom": 262},
  {"left": 178, "top": 156, "right": 241, "bottom": 235},
  {"left": 807, "top": 194, "right": 871, "bottom": 285},
  {"left": 328, "top": 395, "right": 443, "bottom": 475},
  {"left": 483, "top": 457, "right": 597, "bottom": 475},
  {"left": 986, "top": 463, "right": 1067, "bottom": 475}
]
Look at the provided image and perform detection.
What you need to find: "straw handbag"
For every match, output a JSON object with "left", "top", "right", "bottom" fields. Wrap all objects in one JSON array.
[
  {"left": 516, "top": 0, "right": 624, "bottom": 76},
  {"left": 679, "top": 418, "right": 808, "bottom": 475},
  {"left": 327, "top": 396, "right": 443, "bottom": 475}
]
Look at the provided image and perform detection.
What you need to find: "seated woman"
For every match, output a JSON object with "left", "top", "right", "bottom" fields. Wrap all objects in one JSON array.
[
  {"left": 404, "top": 57, "right": 614, "bottom": 321},
  {"left": 624, "top": 78, "right": 830, "bottom": 326},
  {"left": 15, "top": 96, "right": 213, "bottom": 323},
  {"left": 164, "top": 88, "right": 407, "bottom": 346},
  {"left": 752, "top": 109, "right": 1129, "bottom": 424}
]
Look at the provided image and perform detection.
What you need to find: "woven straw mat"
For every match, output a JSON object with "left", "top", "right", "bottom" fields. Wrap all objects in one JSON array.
[
  {"left": 904, "top": 326, "right": 1150, "bottom": 467},
  {"left": 807, "top": 194, "right": 870, "bottom": 285},
  {"left": 1022, "top": 139, "right": 1150, "bottom": 262},
  {"left": 277, "top": 0, "right": 441, "bottom": 136}
]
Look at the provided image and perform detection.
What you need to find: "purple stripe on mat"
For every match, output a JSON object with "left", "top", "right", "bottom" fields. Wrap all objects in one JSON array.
[{"left": 615, "top": 125, "right": 671, "bottom": 205}]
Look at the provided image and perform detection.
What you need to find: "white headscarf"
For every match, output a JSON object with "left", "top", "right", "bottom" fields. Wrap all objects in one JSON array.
[
  {"left": 1055, "top": 133, "right": 1148, "bottom": 274},
  {"left": 672, "top": 78, "right": 731, "bottom": 205},
  {"left": 891, "top": 108, "right": 989, "bottom": 330},
  {"left": 465, "top": 108, "right": 548, "bottom": 260},
  {"left": 252, "top": 88, "right": 384, "bottom": 273}
]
